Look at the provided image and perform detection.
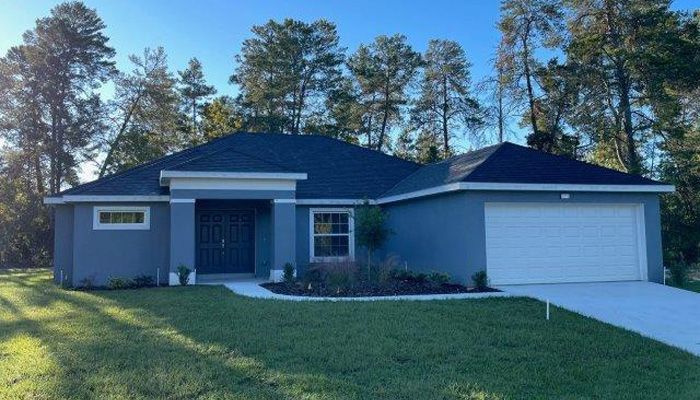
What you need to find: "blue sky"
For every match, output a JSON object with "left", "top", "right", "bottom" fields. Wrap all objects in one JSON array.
[{"left": 1, "top": 0, "right": 697, "bottom": 178}]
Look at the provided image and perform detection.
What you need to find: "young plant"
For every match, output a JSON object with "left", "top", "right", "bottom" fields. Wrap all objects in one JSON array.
[
  {"left": 283, "top": 262, "right": 295, "bottom": 284},
  {"left": 107, "top": 276, "right": 134, "bottom": 290},
  {"left": 177, "top": 265, "right": 191, "bottom": 286},
  {"left": 354, "top": 200, "right": 392, "bottom": 281},
  {"left": 471, "top": 270, "right": 488, "bottom": 291}
]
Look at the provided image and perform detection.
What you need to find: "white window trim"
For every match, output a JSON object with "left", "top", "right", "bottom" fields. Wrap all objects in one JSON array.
[
  {"left": 93, "top": 206, "right": 151, "bottom": 230},
  {"left": 309, "top": 208, "right": 355, "bottom": 263}
]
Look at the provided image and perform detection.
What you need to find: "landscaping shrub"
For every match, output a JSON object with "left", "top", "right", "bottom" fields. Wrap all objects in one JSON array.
[
  {"left": 390, "top": 269, "right": 427, "bottom": 284},
  {"left": 176, "top": 265, "right": 191, "bottom": 286},
  {"left": 282, "top": 262, "right": 295, "bottom": 284},
  {"left": 428, "top": 271, "right": 450, "bottom": 286},
  {"left": 375, "top": 254, "right": 401, "bottom": 284},
  {"left": 471, "top": 271, "right": 488, "bottom": 291},
  {"left": 133, "top": 275, "right": 155, "bottom": 288},
  {"left": 326, "top": 261, "right": 358, "bottom": 292},
  {"left": 77, "top": 275, "right": 95, "bottom": 290},
  {"left": 107, "top": 276, "right": 134, "bottom": 290},
  {"left": 669, "top": 261, "right": 688, "bottom": 288}
]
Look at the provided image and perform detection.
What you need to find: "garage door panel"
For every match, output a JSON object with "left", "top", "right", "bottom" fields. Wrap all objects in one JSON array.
[{"left": 486, "top": 203, "right": 644, "bottom": 285}]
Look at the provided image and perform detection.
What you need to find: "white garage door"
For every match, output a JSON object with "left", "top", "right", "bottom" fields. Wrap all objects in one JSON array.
[{"left": 485, "top": 203, "right": 646, "bottom": 285}]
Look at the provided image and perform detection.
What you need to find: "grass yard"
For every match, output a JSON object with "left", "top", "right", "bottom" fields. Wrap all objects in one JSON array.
[
  {"left": 1, "top": 269, "right": 699, "bottom": 400},
  {"left": 685, "top": 280, "right": 700, "bottom": 293}
]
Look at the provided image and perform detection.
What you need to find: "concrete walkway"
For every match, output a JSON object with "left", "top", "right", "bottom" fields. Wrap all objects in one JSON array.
[
  {"left": 500, "top": 281, "right": 700, "bottom": 356},
  {"left": 217, "top": 279, "right": 512, "bottom": 302}
]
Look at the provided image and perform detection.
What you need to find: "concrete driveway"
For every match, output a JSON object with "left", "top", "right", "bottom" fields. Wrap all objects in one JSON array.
[{"left": 499, "top": 281, "right": 700, "bottom": 356}]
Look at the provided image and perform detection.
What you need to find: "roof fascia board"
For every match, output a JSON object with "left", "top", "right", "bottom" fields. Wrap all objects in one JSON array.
[
  {"left": 377, "top": 182, "right": 675, "bottom": 204},
  {"left": 44, "top": 195, "right": 170, "bottom": 204},
  {"left": 160, "top": 170, "right": 308, "bottom": 186},
  {"left": 296, "top": 199, "right": 376, "bottom": 206}
]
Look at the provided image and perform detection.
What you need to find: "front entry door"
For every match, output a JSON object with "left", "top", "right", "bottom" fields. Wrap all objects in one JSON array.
[{"left": 197, "top": 210, "right": 255, "bottom": 274}]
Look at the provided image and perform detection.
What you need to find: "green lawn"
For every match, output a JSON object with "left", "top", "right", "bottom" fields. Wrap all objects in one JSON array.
[
  {"left": 1, "top": 270, "right": 699, "bottom": 400},
  {"left": 685, "top": 280, "right": 700, "bottom": 293}
]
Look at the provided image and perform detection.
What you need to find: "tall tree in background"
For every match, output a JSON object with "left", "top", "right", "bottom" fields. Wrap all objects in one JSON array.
[
  {"left": 232, "top": 19, "right": 345, "bottom": 134},
  {"left": 0, "top": 1, "right": 114, "bottom": 267},
  {"left": 497, "top": 0, "right": 563, "bottom": 151},
  {"left": 178, "top": 57, "right": 216, "bottom": 140},
  {"left": 410, "top": 39, "right": 481, "bottom": 159},
  {"left": 478, "top": 48, "right": 517, "bottom": 144},
  {"left": 564, "top": 0, "right": 698, "bottom": 174},
  {"left": 99, "top": 47, "right": 180, "bottom": 176},
  {"left": 657, "top": 10, "right": 700, "bottom": 265},
  {"left": 200, "top": 95, "right": 242, "bottom": 140},
  {"left": 347, "top": 35, "right": 422, "bottom": 151},
  {"left": 0, "top": 1, "right": 115, "bottom": 194}
]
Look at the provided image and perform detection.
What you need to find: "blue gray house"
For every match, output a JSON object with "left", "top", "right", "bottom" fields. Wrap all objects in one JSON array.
[{"left": 44, "top": 132, "right": 673, "bottom": 287}]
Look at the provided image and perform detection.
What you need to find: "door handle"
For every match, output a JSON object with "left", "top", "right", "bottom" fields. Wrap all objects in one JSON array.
[{"left": 221, "top": 238, "right": 225, "bottom": 249}]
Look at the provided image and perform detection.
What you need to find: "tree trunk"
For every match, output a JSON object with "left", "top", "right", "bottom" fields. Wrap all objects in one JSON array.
[
  {"left": 442, "top": 75, "right": 450, "bottom": 158},
  {"left": 497, "top": 67, "right": 505, "bottom": 143},
  {"left": 521, "top": 31, "right": 539, "bottom": 139}
]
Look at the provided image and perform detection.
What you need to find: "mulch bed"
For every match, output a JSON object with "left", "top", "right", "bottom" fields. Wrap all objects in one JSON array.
[{"left": 261, "top": 281, "right": 499, "bottom": 297}]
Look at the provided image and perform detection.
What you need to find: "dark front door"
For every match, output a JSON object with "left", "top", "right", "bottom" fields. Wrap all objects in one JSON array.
[{"left": 197, "top": 210, "right": 255, "bottom": 274}]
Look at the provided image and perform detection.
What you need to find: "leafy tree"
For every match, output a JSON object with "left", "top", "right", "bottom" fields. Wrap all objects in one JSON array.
[
  {"left": 498, "top": 0, "right": 564, "bottom": 151},
  {"left": 354, "top": 201, "right": 392, "bottom": 280},
  {"left": 564, "top": 0, "right": 699, "bottom": 174},
  {"left": 0, "top": 1, "right": 114, "bottom": 266},
  {"left": 201, "top": 96, "right": 242, "bottom": 141},
  {"left": 347, "top": 35, "right": 422, "bottom": 151},
  {"left": 231, "top": 18, "right": 345, "bottom": 134},
  {"left": 524, "top": 60, "right": 580, "bottom": 157},
  {"left": 0, "top": 1, "right": 115, "bottom": 194},
  {"left": 99, "top": 47, "right": 181, "bottom": 176},
  {"left": 304, "top": 76, "right": 364, "bottom": 144},
  {"left": 178, "top": 57, "right": 216, "bottom": 140},
  {"left": 410, "top": 39, "right": 481, "bottom": 159}
]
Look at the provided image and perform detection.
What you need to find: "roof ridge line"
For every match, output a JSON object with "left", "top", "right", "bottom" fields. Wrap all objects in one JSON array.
[
  {"left": 165, "top": 142, "right": 296, "bottom": 173},
  {"left": 459, "top": 142, "right": 510, "bottom": 182},
  {"left": 378, "top": 142, "right": 506, "bottom": 198}
]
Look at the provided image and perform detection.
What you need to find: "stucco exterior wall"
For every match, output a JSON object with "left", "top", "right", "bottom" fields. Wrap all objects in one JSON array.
[
  {"left": 382, "top": 191, "right": 664, "bottom": 285},
  {"left": 50, "top": 190, "right": 664, "bottom": 287},
  {"left": 70, "top": 202, "right": 170, "bottom": 286},
  {"left": 52, "top": 205, "right": 74, "bottom": 285}
]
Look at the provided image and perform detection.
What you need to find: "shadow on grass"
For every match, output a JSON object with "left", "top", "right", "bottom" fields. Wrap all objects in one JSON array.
[{"left": 2, "top": 269, "right": 700, "bottom": 399}]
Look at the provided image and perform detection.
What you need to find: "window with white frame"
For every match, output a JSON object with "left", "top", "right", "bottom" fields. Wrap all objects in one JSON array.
[
  {"left": 310, "top": 209, "right": 354, "bottom": 261},
  {"left": 93, "top": 206, "right": 150, "bottom": 230}
]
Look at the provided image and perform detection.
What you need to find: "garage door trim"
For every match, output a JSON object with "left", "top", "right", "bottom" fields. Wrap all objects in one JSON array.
[{"left": 484, "top": 202, "right": 648, "bottom": 284}]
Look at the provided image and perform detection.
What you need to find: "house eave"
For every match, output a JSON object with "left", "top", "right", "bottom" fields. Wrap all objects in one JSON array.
[
  {"left": 376, "top": 182, "right": 676, "bottom": 204},
  {"left": 159, "top": 170, "right": 308, "bottom": 186}
]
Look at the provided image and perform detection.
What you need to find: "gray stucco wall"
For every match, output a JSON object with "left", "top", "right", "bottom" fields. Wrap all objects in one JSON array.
[
  {"left": 53, "top": 205, "right": 74, "bottom": 285},
  {"left": 383, "top": 191, "right": 664, "bottom": 284},
  {"left": 71, "top": 202, "right": 170, "bottom": 286}
]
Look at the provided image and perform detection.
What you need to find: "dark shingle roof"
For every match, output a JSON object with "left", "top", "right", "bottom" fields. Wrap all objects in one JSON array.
[
  {"left": 168, "top": 147, "right": 296, "bottom": 173},
  {"left": 55, "top": 136, "right": 665, "bottom": 200},
  {"left": 57, "top": 132, "right": 420, "bottom": 199},
  {"left": 382, "top": 142, "right": 663, "bottom": 197}
]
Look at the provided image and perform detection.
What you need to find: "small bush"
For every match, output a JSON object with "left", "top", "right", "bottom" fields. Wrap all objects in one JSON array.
[
  {"left": 390, "top": 269, "right": 428, "bottom": 284},
  {"left": 326, "top": 262, "right": 358, "bottom": 291},
  {"left": 283, "top": 262, "right": 295, "bottom": 283},
  {"left": 77, "top": 275, "right": 96, "bottom": 290},
  {"left": 669, "top": 261, "right": 688, "bottom": 288},
  {"left": 177, "top": 265, "right": 191, "bottom": 286},
  {"left": 471, "top": 271, "right": 488, "bottom": 291},
  {"left": 107, "top": 276, "right": 134, "bottom": 290},
  {"left": 133, "top": 275, "right": 155, "bottom": 288},
  {"left": 375, "top": 254, "right": 401, "bottom": 284},
  {"left": 428, "top": 271, "right": 450, "bottom": 286}
]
